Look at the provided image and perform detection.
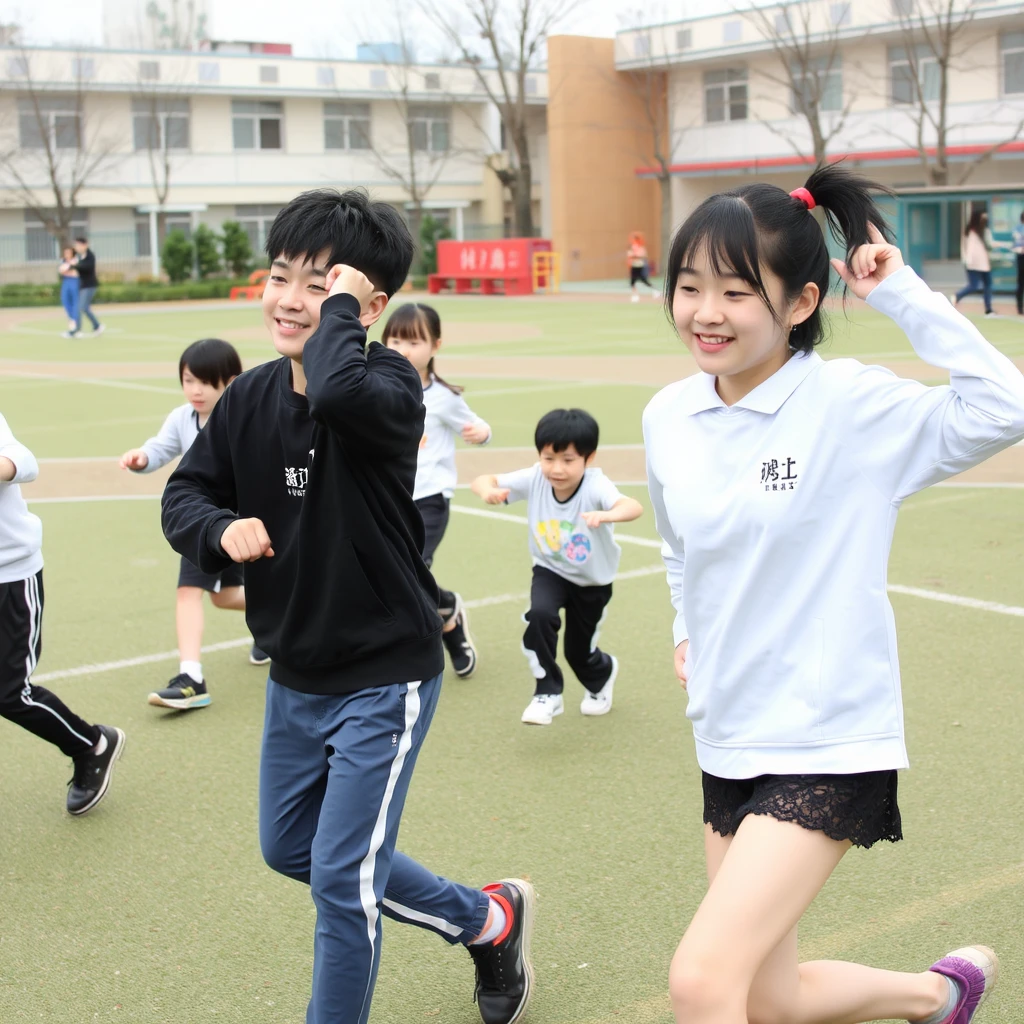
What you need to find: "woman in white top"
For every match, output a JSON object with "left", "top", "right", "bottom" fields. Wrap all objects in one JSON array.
[
  {"left": 644, "top": 163, "right": 1022, "bottom": 1024},
  {"left": 953, "top": 210, "right": 995, "bottom": 316},
  {"left": 382, "top": 303, "right": 491, "bottom": 679}
]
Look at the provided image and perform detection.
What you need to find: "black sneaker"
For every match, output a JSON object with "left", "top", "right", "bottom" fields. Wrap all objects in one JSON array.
[
  {"left": 442, "top": 594, "right": 477, "bottom": 679},
  {"left": 67, "top": 725, "right": 125, "bottom": 816},
  {"left": 249, "top": 642, "right": 270, "bottom": 666},
  {"left": 468, "top": 878, "right": 535, "bottom": 1024},
  {"left": 147, "top": 673, "right": 211, "bottom": 710}
]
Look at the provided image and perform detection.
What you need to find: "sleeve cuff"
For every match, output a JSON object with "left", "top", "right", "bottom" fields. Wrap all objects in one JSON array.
[
  {"left": 320, "top": 292, "right": 362, "bottom": 320},
  {"left": 673, "top": 612, "right": 688, "bottom": 647},
  {"left": 206, "top": 515, "right": 237, "bottom": 557}
]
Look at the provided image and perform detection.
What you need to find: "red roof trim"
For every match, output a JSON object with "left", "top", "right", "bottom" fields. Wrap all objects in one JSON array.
[{"left": 636, "top": 140, "right": 1024, "bottom": 177}]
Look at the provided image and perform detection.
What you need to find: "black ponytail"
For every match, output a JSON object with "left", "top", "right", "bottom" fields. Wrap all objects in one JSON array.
[
  {"left": 663, "top": 161, "right": 894, "bottom": 353},
  {"left": 380, "top": 301, "right": 463, "bottom": 394}
]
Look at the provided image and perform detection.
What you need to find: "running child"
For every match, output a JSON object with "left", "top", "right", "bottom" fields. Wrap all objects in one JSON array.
[
  {"left": 0, "top": 411, "right": 124, "bottom": 816},
  {"left": 120, "top": 338, "right": 266, "bottom": 711},
  {"left": 58, "top": 245, "right": 80, "bottom": 338},
  {"left": 471, "top": 408, "right": 643, "bottom": 725},
  {"left": 161, "top": 188, "right": 534, "bottom": 1024},
  {"left": 382, "top": 302, "right": 490, "bottom": 678},
  {"left": 644, "top": 162, "right": 1017, "bottom": 1024},
  {"left": 627, "top": 231, "right": 656, "bottom": 302}
]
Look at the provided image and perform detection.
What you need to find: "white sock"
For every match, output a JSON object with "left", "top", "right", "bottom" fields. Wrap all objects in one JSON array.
[
  {"left": 180, "top": 660, "right": 203, "bottom": 684},
  {"left": 917, "top": 976, "right": 962, "bottom": 1024},
  {"left": 469, "top": 896, "right": 507, "bottom": 945},
  {"left": 93, "top": 731, "right": 108, "bottom": 755}
]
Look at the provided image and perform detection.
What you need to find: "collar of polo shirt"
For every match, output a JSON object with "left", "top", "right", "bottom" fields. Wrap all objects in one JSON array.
[{"left": 678, "top": 350, "right": 823, "bottom": 416}]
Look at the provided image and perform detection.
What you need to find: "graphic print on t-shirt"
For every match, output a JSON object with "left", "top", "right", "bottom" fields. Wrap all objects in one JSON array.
[
  {"left": 285, "top": 448, "right": 315, "bottom": 498},
  {"left": 535, "top": 518, "right": 592, "bottom": 564}
]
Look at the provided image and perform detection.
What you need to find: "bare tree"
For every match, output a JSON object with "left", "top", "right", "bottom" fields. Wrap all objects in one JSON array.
[
  {"left": 142, "top": 0, "right": 209, "bottom": 51},
  {"left": 742, "top": 1, "right": 856, "bottom": 167},
  {"left": 419, "top": 0, "right": 577, "bottom": 237},
  {"left": 0, "top": 46, "right": 123, "bottom": 245},
  {"left": 890, "top": 0, "right": 1024, "bottom": 185}
]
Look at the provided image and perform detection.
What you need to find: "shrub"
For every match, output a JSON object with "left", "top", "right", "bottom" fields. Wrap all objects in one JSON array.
[
  {"left": 161, "top": 229, "right": 195, "bottom": 283},
  {"left": 221, "top": 221, "right": 253, "bottom": 277},
  {"left": 419, "top": 215, "right": 451, "bottom": 276},
  {"left": 193, "top": 224, "right": 222, "bottom": 279}
]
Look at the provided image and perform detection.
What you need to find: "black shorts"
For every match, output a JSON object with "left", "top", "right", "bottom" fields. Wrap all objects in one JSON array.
[
  {"left": 415, "top": 493, "right": 450, "bottom": 569},
  {"left": 702, "top": 770, "right": 902, "bottom": 849},
  {"left": 630, "top": 265, "right": 650, "bottom": 285},
  {"left": 177, "top": 555, "right": 244, "bottom": 593}
]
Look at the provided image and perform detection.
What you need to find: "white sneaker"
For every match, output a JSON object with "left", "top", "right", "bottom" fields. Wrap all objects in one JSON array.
[
  {"left": 580, "top": 655, "right": 618, "bottom": 716},
  {"left": 521, "top": 694, "right": 564, "bottom": 725},
  {"left": 630, "top": 293, "right": 639, "bottom": 303}
]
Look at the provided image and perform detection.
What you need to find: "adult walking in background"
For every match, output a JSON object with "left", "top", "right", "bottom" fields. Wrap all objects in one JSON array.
[
  {"left": 58, "top": 246, "right": 80, "bottom": 339},
  {"left": 71, "top": 236, "right": 104, "bottom": 337},
  {"left": 627, "top": 231, "right": 656, "bottom": 302},
  {"left": 953, "top": 211, "right": 995, "bottom": 317},
  {"left": 1012, "top": 211, "right": 1024, "bottom": 316}
]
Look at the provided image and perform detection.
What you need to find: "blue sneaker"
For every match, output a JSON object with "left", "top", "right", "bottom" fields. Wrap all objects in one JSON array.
[{"left": 148, "top": 673, "right": 211, "bottom": 710}]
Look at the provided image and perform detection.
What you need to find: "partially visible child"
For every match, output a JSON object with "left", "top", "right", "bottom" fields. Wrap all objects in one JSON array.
[
  {"left": 120, "top": 338, "right": 265, "bottom": 711},
  {"left": 382, "top": 302, "right": 490, "bottom": 678},
  {"left": 0, "top": 411, "right": 124, "bottom": 815},
  {"left": 472, "top": 408, "right": 643, "bottom": 725},
  {"left": 58, "top": 246, "right": 80, "bottom": 338}
]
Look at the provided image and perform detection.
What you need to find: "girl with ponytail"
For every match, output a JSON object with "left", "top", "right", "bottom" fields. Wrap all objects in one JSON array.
[
  {"left": 643, "top": 162, "right": 1024, "bottom": 1024},
  {"left": 382, "top": 302, "right": 491, "bottom": 678}
]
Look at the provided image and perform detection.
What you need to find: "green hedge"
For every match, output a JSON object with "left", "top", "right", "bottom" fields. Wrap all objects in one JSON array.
[{"left": 0, "top": 279, "right": 254, "bottom": 308}]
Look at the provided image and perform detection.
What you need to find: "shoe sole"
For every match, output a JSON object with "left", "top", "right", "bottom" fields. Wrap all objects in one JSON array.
[
  {"left": 448, "top": 594, "right": 478, "bottom": 679},
  {"left": 147, "top": 692, "right": 212, "bottom": 709},
  {"left": 521, "top": 701, "right": 563, "bottom": 725},
  {"left": 498, "top": 878, "right": 536, "bottom": 1024},
  {"left": 580, "top": 655, "right": 617, "bottom": 716},
  {"left": 249, "top": 655, "right": 271, "bottom": 666},
  {"left": 68, "top": 727, "right": 125, "bottom": 816}
]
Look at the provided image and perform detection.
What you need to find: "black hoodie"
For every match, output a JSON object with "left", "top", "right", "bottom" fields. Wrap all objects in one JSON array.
[{"left": 161, "top": 293, "right": 443, "bottom": 694}]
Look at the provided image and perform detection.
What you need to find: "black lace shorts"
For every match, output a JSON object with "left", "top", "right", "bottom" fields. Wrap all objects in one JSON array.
[{"left": 702, "top": 770, "right": 903, "bottom": 849}]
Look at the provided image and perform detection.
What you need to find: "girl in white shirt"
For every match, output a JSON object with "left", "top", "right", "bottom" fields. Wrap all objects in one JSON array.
[
  {"left": 382, "top": 303, "right": 491, "bottom": 678},
  {"left": 953, "top": 210, "right": 995, "bottom": 317},
  {"left": 644, "top": 163, "right": 1023, "bottom": 1024}
]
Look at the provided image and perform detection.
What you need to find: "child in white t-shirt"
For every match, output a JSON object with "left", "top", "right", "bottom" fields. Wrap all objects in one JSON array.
[
  {"left": 382, "top": 303, "right": 491, "bottom": 677},
  {"left": 472, "top": 408, "right": 643, "bottom": 724}
]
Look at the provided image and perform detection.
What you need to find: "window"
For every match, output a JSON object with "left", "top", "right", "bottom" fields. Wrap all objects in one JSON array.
[
  {"left": 424, "top": 71, "right": 441, "bottom": 89},
  {"left": 830, "top": 2, "right": 851, "bottom": 26},
  {"left": 139, "top": 60, "right": 160, "bottom": 81},
  {"left": 260, "top": 65, "right": 278, "bottom": 83},
  {"left": 18, "top": 96, "right": 82, "bottom": 149},
  {"left": 131, "top": 97, "right": 190, "bottom": 152},
  {"left": 6, "top": 55, "right": 28, "bottom": 77},
  {"left": 891, "top": 0, "right": 914, "bottom": 15},
  {"left": 370, "top": 68, "right": 387, "bottom": 88},
  {"left": 72, "top": 57, "right": 95, "bottom": 80},
  {"left": 409, "top": 104, "right": 450, "bottom": 152},
  {"left": 774, "top": 12, "right": 791, "bottom": 34},
  {"left": 723, "top": 20, "right": 741, "bottom": 43},
  {"left": 236, "top": 204, "right": 283, "bottom": 252},
  {"left": 704, "top": 67, "right": 747, "bottom": 122},
  {"left": 323, "top": 101, "right": 371, "bottom": 150},
  {"left": 1001, "top": 31, "right": 1024, "bottom": 95},
  {"left": 676, "top": 28, "right": 692, "bottom": 50},
  {"left": 316, "top": 65, "right": 335, "bottom": 87},
  {"left": 525, "top": 75, "right": 538, "bottom": 95},
  {"left": 791, "top": 56, "right": 842, "bottom": 114},
  {"left": 232, "top": 99, "right": 283, "bottom": 150},
  {"left": 889, "top": 45, "right": 939, "bottom": 104},
  {"left": 635, "top": 34, "right": 651, "bottom": 57},
  {"left": 198, "top": 61, "right": 220, "bottom": 83},
  {"left": 24, "top": 208, "right": 87, "bottom": 262}
]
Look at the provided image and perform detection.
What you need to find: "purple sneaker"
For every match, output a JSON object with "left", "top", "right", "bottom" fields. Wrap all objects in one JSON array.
[{"left": 926, "top": 946, "right": 999, "bottom": 1023}]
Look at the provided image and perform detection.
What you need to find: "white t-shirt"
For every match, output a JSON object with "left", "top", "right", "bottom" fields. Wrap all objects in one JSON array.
[
  {"left": 415, "top": 377, "right": 490, "bottom": 501},
  {"left": 133, "top": 403, "right": 201, "bottom": 473},
  {"left": 0, "top": 413, "right": 43, "bottom": 583},
  {"left": 497, "top": 463, "right": 624, "bottom": 585},
  {"left": 644, "top": 265, "right": 1024, "bottom": 779}
]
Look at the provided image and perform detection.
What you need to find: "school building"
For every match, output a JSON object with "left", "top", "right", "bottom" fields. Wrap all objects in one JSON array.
[{"left": 0, "top": 44, "right": 549, "bottom": 282}]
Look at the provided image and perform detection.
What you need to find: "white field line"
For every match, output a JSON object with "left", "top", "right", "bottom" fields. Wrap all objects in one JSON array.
[
  {"left": 1, "top": 370, "right": 180, "bottom": 395},
  {"left": 30, "top": 564, "right": 668, "bottom": 685},
  {"left": 28, "top": 493, "right": 160, "bottom": 504},
  {"left": 886, "top": 584, "right": 1024, "bottom": 617}
]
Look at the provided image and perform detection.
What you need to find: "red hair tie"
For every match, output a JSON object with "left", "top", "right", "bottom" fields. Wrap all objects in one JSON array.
[{"left": 789, "top": 187, "right": 816, "bottom": 210}]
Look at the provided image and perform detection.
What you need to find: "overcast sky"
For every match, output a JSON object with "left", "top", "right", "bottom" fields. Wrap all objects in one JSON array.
[{"left": 8, "top": 0, "right": 736, "bottom": 58}]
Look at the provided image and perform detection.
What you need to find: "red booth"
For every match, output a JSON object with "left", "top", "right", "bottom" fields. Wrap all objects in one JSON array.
[{"left": 429, "top": 238, "right": 552, "bottom": 296}]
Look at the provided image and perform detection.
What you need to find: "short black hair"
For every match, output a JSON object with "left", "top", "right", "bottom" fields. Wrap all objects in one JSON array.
[
  {"left": 73, "top": 236, "right": 88, "bottom": 244},
  {"left": 534, "top": 408, "right": 599, "bottom": 459},
  {"left": 264, "top": 188, "right": 414, "bottom": 297},
  {"left": 179, "top": 338, "right": 243, "bottom": 387}
]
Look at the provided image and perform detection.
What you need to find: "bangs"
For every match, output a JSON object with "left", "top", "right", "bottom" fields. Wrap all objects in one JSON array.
[
  {"left": 381, "top": 303, "right": 436, "bottom": 343},
  {"left": 667, "top": 195, "right": 780, "bottom": 322}
]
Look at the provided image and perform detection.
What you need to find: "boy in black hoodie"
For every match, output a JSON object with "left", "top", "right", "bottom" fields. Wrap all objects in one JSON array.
[{"left": 161, "top": 189, "right": 534, "bottom": 1024}]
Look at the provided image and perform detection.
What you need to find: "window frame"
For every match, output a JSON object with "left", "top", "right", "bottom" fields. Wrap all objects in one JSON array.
[
  {"left": 323, "top": 101, "right": 372, "bottom": 151},
  {"left": 24, "top": 209, "right": 88, "bottom": 263},
  {"left": 17, "top": 96, "right": 83, "bottom": 150},
  {"left": 888, "top": 45, "right": 940, "bottom": 105},
  {"left": 131, "top": 97, "right": 190, "bottom": 153},
  {"left": 408, "top": 104, "right": 451, "bottom": 153},
  {"left": 790, "top": 55, "right": 843, "bottom": 115},
  {"left": 1000, "top": 31, "right": 1024, "bottom": 96},
  {"left": 231, "top": 99, "right": 284, "bottom": 151},
  {"left": 703, "top": 66, "right": 748, "bottom": 124}
]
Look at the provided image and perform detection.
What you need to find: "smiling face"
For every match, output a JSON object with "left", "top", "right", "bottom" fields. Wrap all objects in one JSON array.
[
  {"left": 181, "top": 367, "right": 231, "bottom": 416},
  {"left": 262, "top": 249, "right": 333, "bottom": 361},
  {"left": 385, "top": 330, "right": 437, "bottom": 380},
  {"left": 672, "top": 246, "right": 817, "bottom": 403},
  {"left": 538, "top": 443, "right": 593, "bottom": 500}
]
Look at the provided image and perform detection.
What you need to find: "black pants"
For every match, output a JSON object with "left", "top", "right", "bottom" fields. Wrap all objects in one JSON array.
[
  {"left": 0, "top": 571, "right": 99, "bottom": 758},
  {"left": 630, "top": 266, "right": 653, "bottom": 289},
  {"left": 522, "top": 565, "right": 613, "bottom": 696},
  {"left": 1016, "top": 254, "right": 1024, "bottom": 314},
  {"left": 415, "top": 494, "right": 455, "bottom": 615}
]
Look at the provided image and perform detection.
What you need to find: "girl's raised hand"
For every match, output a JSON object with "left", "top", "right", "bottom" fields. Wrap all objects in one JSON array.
[
  {"left": 461, "top": 422, "right": 490, "bottom": 445},
  {"left": 830, "top": 223, "right": 904, "bottom": 300},
  {"left": 120, "top": 449, "right": 149, "bottom": 471}
]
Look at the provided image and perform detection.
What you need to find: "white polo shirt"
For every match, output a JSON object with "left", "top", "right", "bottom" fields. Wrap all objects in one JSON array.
[{"left": 644, "top": 266, "right": 1024, "bottom": 778}]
